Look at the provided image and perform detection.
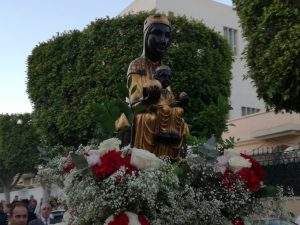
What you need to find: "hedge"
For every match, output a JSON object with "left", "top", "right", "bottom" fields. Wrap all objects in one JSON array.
[
  {"left": 233, "top": 0, "right": 300, "bottom": 112},
  {"left": 27, "top": 12, "right": 232, "bottom": 147}
]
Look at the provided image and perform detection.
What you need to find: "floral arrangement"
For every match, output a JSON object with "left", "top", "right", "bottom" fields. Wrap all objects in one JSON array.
[{"left": 40, "top": 138, "right": 270, "bottom": 225}]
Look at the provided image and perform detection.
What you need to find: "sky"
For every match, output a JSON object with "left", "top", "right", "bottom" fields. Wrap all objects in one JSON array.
[{"left": 0, "top": 0, "right": 232, "bottom": 114}]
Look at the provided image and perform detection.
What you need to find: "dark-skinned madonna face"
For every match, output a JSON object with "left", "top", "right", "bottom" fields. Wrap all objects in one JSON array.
[{"left": 146, "top": 23, "right": 171, "bottom": 61}]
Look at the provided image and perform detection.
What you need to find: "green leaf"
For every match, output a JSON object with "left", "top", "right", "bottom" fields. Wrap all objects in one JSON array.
[
  {"left": 257, "top": 185, "right": 279, "bottom": 197},
  {"left": 193, "top": 136, "right": 218, "bottom": 161},
  {"left": 70, "top": 152, "right": 88, "bottom": 170}
]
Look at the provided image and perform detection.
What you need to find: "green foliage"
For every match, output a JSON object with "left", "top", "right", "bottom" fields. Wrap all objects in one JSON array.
[
  {"left": 190, "top": 136, "right": 219, "bottom": 161},
  {"left": 27, "top": 13, "right": 232, "bottom": 147},
  {"left": 233, "top": 0, "right": 300, "bottom": 112},
  {"left": 0, "top": 114, "right": 40, "bottom": 187},
  {"left": 257, "top": 185, "right": 280, "bottom": 198},
  {"left": 218, "top": 136, "right": 238, "bottom": 153}
]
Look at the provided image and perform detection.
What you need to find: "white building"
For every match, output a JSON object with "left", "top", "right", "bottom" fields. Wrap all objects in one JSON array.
[{"left": 120, "top": 0, "right": 265, "bottom": 119}]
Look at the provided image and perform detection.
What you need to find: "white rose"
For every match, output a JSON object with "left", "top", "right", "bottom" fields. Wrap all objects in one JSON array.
[
  {"left": 126, "top": 212, "right": 141, "bottom": 225},
  {"left": 84, "top": 150, "right": 101, "bottom": 167},
  {"left": 99, "top": 138, "right": 121, "bottom": 156},
  {"left": 103, "top": 214, "right": 114, "bottom": 225},
  {"left": 224, "top": 148, "right": 240, "bottom": 157},
  {"left": 228, "top": 155, "right": 252, "bottom": 172},
  {"left": 130, "top": 148, "right": 162, "bottom": 170}
]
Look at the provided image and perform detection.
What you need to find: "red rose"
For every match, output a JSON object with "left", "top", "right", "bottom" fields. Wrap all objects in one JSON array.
[
  {"left": 240, "top": 154, "right": 265, "bottom": 181},
  {"left": 138, "top": 214, "right": 150, "bottom": 225},
  {"left": 107, "top": 212, "right": 129, "bottom": 225},
  {"left": 222, "top": 154, "right": 265, "bottom": 192},
  {"left": 237, "top": 154, "right": 265, "bottom": 192},
  {"left": 91, "top": 150, "right": 124, "bottom": 179},
  {"left": 91, "top": 150, "right": 137, "bottom": 180}
]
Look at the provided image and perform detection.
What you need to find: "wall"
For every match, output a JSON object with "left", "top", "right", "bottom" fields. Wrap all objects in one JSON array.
[
  {"left": 0, "top": 185, "right": 63, "bottom": 211},
  {"left": 120, "top": 0, "right": 157, "bottom": 15},
  {"left": 0, "top": 187, "right": 43, "bottom": 205},
  {"left": 223, "top": 111, "right": 300, "bottom": 152}
]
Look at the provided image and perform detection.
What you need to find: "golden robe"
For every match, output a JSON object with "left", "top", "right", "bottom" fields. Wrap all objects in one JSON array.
[{"left": 127, "top": 56, "right": 188, "bottom": 158}]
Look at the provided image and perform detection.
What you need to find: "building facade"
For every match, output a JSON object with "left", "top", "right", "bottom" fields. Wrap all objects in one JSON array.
[
  {"left": 120, "top": 0, "right": 265, "bottom": 119},
  {"left": 222, "top": 111, "right": 300, "bottom": 152}
]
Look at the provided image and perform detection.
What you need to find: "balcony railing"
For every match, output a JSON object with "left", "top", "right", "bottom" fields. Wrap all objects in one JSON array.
[
  {"left": 250, "top": 148, "right": 300, "bottom": 195},
  {"left": 250, "top": 147, "right": 300, "bottom": 166}
]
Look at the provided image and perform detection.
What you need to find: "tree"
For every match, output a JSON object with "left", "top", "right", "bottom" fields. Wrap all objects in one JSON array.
[
  {"left": 27, "top": 13, "right": 232, "bottom": 147},
  {"left": 0, "top": 114, "right": 40, "bottom": 202},
  {"left": 233, "top": 0, "right": 300, "bottom": 112}
]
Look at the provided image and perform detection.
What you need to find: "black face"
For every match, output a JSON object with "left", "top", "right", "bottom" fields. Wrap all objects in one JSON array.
[
  {"left": 146, "top": 24, "right": 171, "bottom": 62},
  {"left": 154, "top": 68, "right": 172, "bottom": 89}
]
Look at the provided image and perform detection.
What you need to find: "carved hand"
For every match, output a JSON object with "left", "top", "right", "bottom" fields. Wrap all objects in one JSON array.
[{"left": 178, "top": 92, "right": 189, "bottom": 107}]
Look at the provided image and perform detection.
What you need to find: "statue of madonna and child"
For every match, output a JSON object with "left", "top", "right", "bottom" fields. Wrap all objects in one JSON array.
[{"left": 116, "top": 14, "right": 189, "bottom": 159}]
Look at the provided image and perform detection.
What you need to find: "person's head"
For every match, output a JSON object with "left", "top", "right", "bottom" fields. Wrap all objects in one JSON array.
[
  {"left": 3, "top": 203, "right": 11, "bottom": 214},
  {"left": 9, "top": 202, "right": 28, "bottom": 225},
  {"left": 29, "top": 199, "right": 37, "bottom": 209},
  {"left": 41, "top": 203, "right": 51, "bottom": 219},
  {"left": 154, "top": 65, "right": 172, "bottom": 88},
  {"left": 143, "top": 15, "right": 171, "bottom": 62},
  {"left": 14, "top": 196, "right": 19, "bottom": 201},
  {"left": 20, "top": 199, "right": 29, "bottom": 208}
]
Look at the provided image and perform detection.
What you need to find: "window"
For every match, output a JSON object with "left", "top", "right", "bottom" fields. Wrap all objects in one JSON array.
[
  {"left": 168, "top": 11, "right": 174, "bottom": 17},
  {"left": 241, "top": 107, "right": 260, "bottom": 116},
  {"left": 223, "top": 27, "right": 238, "bottom": 55}
]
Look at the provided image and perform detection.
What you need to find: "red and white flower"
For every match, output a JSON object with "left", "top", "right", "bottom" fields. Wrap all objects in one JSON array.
[
  {"left": 215, "top": 149, "right": 252, "bottom": 174},
  {"left": 104, "top": 212, "right": 150, "bottom": 225},
  {"left": 90, "top": 149, "right": 136, "bottom": 179},
  {"left": 222, "top": 153, "right": 265, "bottom": 192},
  {"left": 84, "top": 138, "right": 122, "bottom": 168},
  {"left": 84, "top": 149, "right": 101, "bottom": 167},
  {"left": 236, "top": 154, "right": 265, "bottom": 192},
  {"left": 83, "top": 140, "right": 161, "bottom": 180}
]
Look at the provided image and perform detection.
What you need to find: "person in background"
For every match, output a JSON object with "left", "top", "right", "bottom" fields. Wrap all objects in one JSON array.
[
  {"left": 8, "top": 202, "right": 28, "bottom": 225},
  {"left": 0, "top": 202, "right": 8, "bottom": 225},
  {"left": 35, "top": 199, "right": 43, "bottom": 217},
  {"left": 3, "top": 203, "right": 11, "bottom": 215},
  {"left": 11, "top": 197, "right": 19, "bottom": 204},
  {"left": 28, "top": 199, "right": 37, "bottom": 216},
  {"left": 28, "top": 203, "right": 53, "bottom": 225},
  {"left": 28, "top": 197, "right": 37, "bottom": 213},
  {"left": 54, "top": 211, "right": 70, "bottom": 225},
  {"left": 2, "top": 203, "right": 11, "bottom": 225},
  {"left": 20, "top": 200, "right": 36, "bottom": 223},
  {"left": 295, "top": 215, "right": 300, "bottom": 225}
]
